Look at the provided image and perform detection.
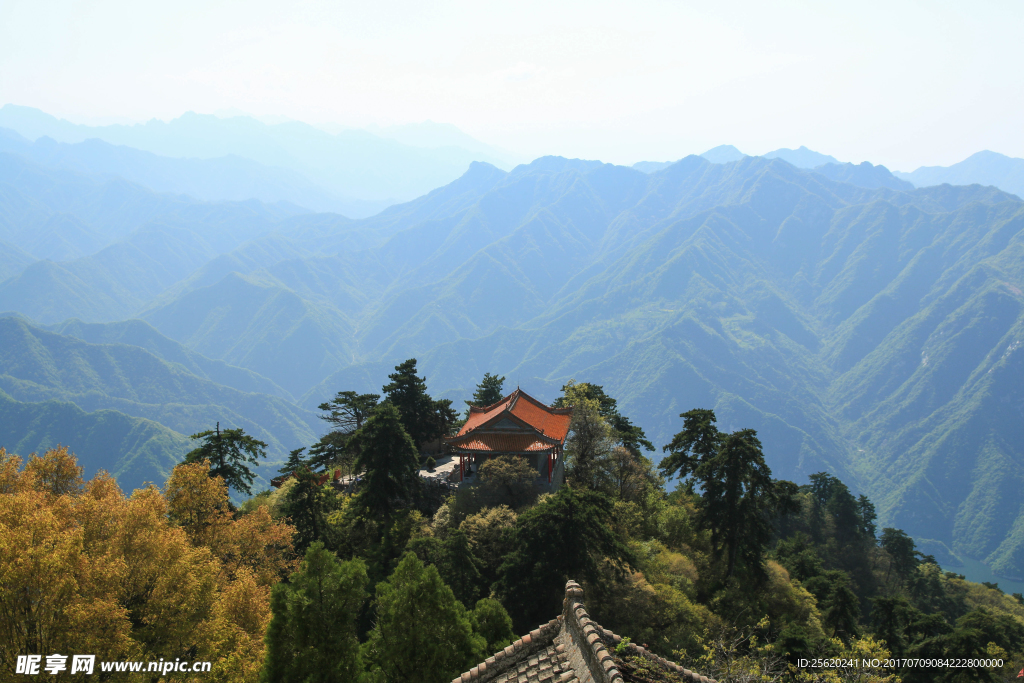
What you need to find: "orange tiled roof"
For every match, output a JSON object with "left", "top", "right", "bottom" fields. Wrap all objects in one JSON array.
[
  {"left": 509, "top": 392, "right": 572, "bottom": 442},
  {"left": 450, "top": 433, "right": 555, "bottom": 453},
  {"left": 461, "top": 393, "right": 517, "bottom": 433},
  {"left": 458, "top": 389, "right": 573, "bottom": 443}
]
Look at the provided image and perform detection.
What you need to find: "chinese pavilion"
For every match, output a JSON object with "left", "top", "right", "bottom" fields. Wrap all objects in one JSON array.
[{"left": 445, "top": 388, "right": 573, "bottom": 485}]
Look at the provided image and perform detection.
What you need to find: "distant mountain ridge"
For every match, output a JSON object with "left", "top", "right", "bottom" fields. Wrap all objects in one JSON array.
[
  {"left": 48, "top": 317, "right": 292, "bottom": 399},
  {"left": 0, "top": 127, "right": 388, "bottom": 217},
  {"left": 812, "top": 162, "right": 914, "bottom": 191},
  {"left": 763, "top": 145, "right": 839, "bottom": 168},
  {"left": 0, "top": 316, "right": 320, "bottom": 453},
  {"left": 895, "top": 150, "right": 1024, "bottom": 199},
  {"left": 633, "top": 144, "right": 839, "bottom": 173},
  {"left": 0, "top": 104, "right": 513, "bottom": 204},
  {"left": 0, "top": 387, "right": 191, "bottom": 493}
]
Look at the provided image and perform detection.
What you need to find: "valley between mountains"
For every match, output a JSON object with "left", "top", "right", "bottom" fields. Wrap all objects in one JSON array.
[{"left": 2, "top": 150, "right": 1023, "bottom": 578}]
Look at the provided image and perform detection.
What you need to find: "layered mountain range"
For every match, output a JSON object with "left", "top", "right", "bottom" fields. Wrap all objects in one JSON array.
[
  {"left": 0, "top": 105, "right": 518, "bottom": 213},
  {"left": 1, "top": 132, "right": 1023, "bottom": 578}
]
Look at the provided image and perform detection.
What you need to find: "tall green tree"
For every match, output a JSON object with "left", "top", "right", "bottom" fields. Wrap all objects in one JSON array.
[
  {"left": 871, "top": 595, "right": 918, "bottom": 658},
  {"left": 564, "top": 401, "right": 616, "bottom": 491},
  {"left": 283, "top": 466, "right": 340, "bottom": 553},
  {"left": 319, "top": 391, "right": 381, "bottom": 434},
  {"left": 362, "top": 552, "right": 485, "bottom": 683},
  {"left": 261, "top": 542, "right": 368, "bottom": 683},
  {"left": 660, "top": 410, "right": 796, "bottom": 578},
  {"left": 658, "top": 408, "right": 720, "bottom": 482},
  {"left": 881, "top": 528, "right": 920, "bottom": 588},
  {"left": 496, "top": 487, "right": 634, "bottom": 632},
  {"left": 349, "top": 402, "right": 420, "bottom": 520},
  {"left": 701, "top": 429, "right": 787, "bottom": 578},
  {"left": 307, "top": 431, "right": 353, "bottom": 474},
  {"left": 813, "top": 569, "right": 861, "bottom": 640},
  {"left": 436, "top": 528, "right": 485, "bottom": 608},
  {"left": 554, "top": 381, "right": 653, "bottom": 458},
  {"left": 608, "top": 413, "right": 655, "bottom": 459},
  {"left": 432, "top": 398, "right": 460, "bottom": 439},
  {"left": 382, "top": 359, "right": 455, "bottom": 448},
  {"left": 184, "top": 422, "right": 267, "bottom": 496},
  {"left": 278, "top": 446, "right": 307, "bottom": 476},
  {"left": 470, "top": 598, "right": 516, "bottom": 653},
  {"left": 465, "top": 373, "right": 506, "bottom": 410},
  {"left": 856, "top": 494, "right": 878, "bottom": 538}
]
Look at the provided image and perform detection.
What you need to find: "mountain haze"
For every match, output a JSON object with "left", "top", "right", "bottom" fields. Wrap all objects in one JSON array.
[
  {"left": 0, "top": 105, "right": 513, "bottom": 203},
  {"left": 0, "top": 127, "right": 388, "bottom": 217},
  {"left": 2, "top": 148, "right": 1024, "bottom": 577},
  {"left": 0, "top": 317, "right": 320, "bottom": 455},
  {"left": 763, "top": 145, "right": 840, "bottom": 168},
  {"left": 895, "top": 150, "right": 1024, "bottom": 200}
]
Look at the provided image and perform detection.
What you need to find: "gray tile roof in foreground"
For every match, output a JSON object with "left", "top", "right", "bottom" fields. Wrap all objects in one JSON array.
[{"left": 452, "top": 581, "right": 716, "bottom": 683}]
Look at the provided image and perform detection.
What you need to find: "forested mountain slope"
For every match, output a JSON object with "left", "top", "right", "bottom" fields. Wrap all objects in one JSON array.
[
  {"left": 0, "top": 316, "right": 320, "bottom": 459},
  {"left": 0, "top": 388, "right": 190, "bottom": 492},
  {"left": 2, "top": 151, "right": 1023, "bottom": 576},
  {"left": 49, "top": 317, "right": 292, "bottom": 398},
  {"left": 0, "top": 153, "right": 306, "bottom": 322}
]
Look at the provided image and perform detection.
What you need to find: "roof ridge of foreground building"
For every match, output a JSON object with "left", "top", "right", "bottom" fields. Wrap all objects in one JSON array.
[
  {"left": 469, "top": 390, "right": 518, "bottom": 414},
  {"left": 452, "top": 580, "right": 716, "bottom": 683}
]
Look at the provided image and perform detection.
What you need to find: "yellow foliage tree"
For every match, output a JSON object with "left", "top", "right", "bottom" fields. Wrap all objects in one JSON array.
[
  {"left": 24, "top": 445, "right": 84, "bottom": 496},
  {"left": 0, "top": 446, "right": 297, "bottom": 682},
  {"left": 166, "top": 460, "right": 298, "bottom": 585}
]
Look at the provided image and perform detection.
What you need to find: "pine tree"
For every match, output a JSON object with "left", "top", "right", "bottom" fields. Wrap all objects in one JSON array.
[
  {"left": 465, "top": 373, "right": 505, "bottom": 410},
  {"left": 496, "top": 487, "right": 634, "bottom": 632},
  {"left": 818, "top": 570, "right": 860, "bottom": 640},
  {"left": 880, "top": 528, "right": 920, "bottom": 588},
  {"left": 349, "top": 402, "right": 420, "bottom": 520},
  {"left": 261, "top": 542, "right": 367, "bottom": 683},
  {"left": 660, "top": 410, "right": 797, "bottom": 578},
  {"left": 382, "top": 358, "right": 437, "bottom": 448},
  {"left": 282, "top": 466, "right": 339, "bottom": 553},
  {"left": 857, "top": 494, "right": 878, "bottom": 537},
  {"left": 363, "top": 553, "right": 485, "bottom": 683},
  {"left": 318, "top": 391, "right": 380, "bottom": 434},
  {"left": 306, "top": 431, "right": 351, "bottom": 474},
  {"left": 184, "top": 422, "right": 267, "bottom": 496},
  {"left": 436, "top": 528, "right": 484, "bottom": 608},
  {"left": 381, "top": 358, "right": 457, "bottom": 448},
  {"left": 658, "top": 408, "right": 720, "bottom": 481},
  {"left": 278, "top": 447, "right": 307, "bottom": 476}
]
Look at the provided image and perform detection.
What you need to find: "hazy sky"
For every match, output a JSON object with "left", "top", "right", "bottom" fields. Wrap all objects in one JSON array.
[{"left": 1, "top": 0, "right": 1021, "bottom": 170}]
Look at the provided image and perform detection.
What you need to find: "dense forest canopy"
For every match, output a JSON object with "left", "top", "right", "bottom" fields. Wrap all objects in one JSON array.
[{"left": 3, "top": 367, "right": 1023, "bottom": 681}]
